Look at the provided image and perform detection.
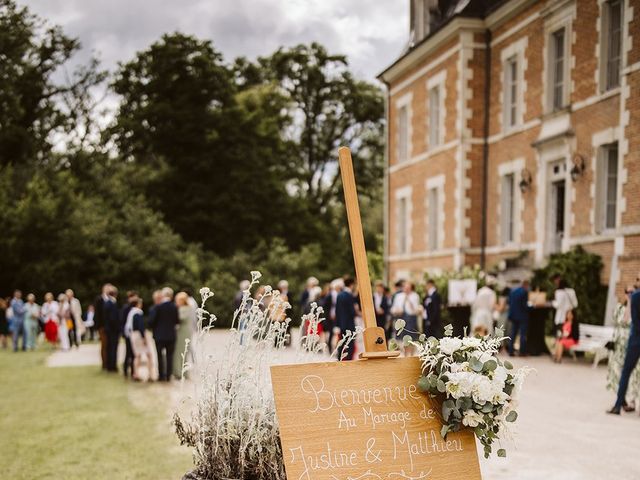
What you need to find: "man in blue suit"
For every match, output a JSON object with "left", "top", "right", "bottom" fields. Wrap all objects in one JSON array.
[
  {"left": 608, "top": 287, "right": 640, "bottom": 414},
  {"left": 336, "top": 277, "right": 357, "bottom": 361},
  {"left": 104, "top": 286, "right": 120, "bottom": 372},
  {"left": 508, "top": 279, "right": 530, "bottom": 357}
]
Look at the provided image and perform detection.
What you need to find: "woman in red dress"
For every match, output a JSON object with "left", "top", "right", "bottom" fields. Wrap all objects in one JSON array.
[
  {"left": 554, "top": 309, "right": 579, "bottom": 363},
  {"left": 41, "top": 292, "right": 59, "bottom": 345}
]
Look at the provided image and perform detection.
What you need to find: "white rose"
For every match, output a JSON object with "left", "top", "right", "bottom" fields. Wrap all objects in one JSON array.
[
  {"left": 449, "top": 361, "right": 470, "bottom": 373},
  {"left": 472, "top": 376, "right": 495, "bottom": 404},
  {"left": 462, "top": 410, "right": 484, "bottom": 427},
  {"left": 492, "top": 390, "right": 510, "bottom": 404},
  {"left": 492, "top": 365, "right": 508, "bottom": 385},
  {"left": 462, "top": 337, "right": 482, "bottom": 349},
  {"left": 440, "top": 337, "right": 463, "bottom": 356}
]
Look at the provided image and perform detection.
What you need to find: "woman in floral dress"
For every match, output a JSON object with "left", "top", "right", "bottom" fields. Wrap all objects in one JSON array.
[{"left": 607, "top": 288, "right": 640, "bottom": 411}]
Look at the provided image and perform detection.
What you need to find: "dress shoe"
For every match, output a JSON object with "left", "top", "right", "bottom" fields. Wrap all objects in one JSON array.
[{"left": 606, "top": 406, "right": 621, "bottom": 415}]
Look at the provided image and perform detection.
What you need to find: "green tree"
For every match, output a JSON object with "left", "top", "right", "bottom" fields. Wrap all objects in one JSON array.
[
  {"left": 0, "top": 164, "right": 207, "bottom": 304},
  {"left": 110, "top": 33, "right": 301, "bottom": 255},
  {"left": 0, "top": 0, "right": 105, "bottom": 173},
  {"left": 234, "top": 42, "right": 386, "bottom": 276},
  {"left": 237, "top": 42, "right": 385, "bottom": 215}
]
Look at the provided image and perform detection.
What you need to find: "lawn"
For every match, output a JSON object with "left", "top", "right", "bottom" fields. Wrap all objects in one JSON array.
[{"left": 0, "top": 347, "right": 192, "bottom": 479}]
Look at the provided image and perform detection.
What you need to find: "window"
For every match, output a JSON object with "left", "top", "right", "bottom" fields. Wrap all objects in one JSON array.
[
  {"left": 501, "top": 173, "right": 516, "bottom": 244},
  {"left": 398, "top": 105, "right": 409, "bottom": 162},
  {"left": 504, "top": 56, "right": 519, "bottom": 128},
  {"left": 598, "top": 143, "right": 619, "bottom": 231},
  {"left": 550, "top": 27, "right": 566, "bottom": 110},
  {"left": 410, "top": 0, "right": 439, "bottom": 43},
  {"left": 602, "top": 0, "right": 623, "bottom": 91},
  {"left": 428, "top": 86, "right": 441, "bottom": 147},
  {"left": 398, "top": 197, "right": 409, "bottom": 254},
  {"left": 427, "top": 187, "right": 439, "bottom": 250}
]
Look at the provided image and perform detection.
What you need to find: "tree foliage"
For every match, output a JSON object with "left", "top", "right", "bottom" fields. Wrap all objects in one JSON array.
[
  {"left": 0, "top": 0, "right": 105, "bottom": 173},
  {"left": 0, "top": 1, "right": 386, "bottom": 308}
]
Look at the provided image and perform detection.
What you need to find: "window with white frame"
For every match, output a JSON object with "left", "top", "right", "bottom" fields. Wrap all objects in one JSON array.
[
  {"left": 428, "top": 85, "right": 441, "bottom": 148},
  {"left": 500, "top": 173, "right": 516, "bottom": 244},
  {"left": 550, "top": 27, "right": 566, "bottom": 110},
  {"left": 504, "top": 55, "right": 519, "bottom": 128},
  {"left": 427, "top": 187, "right": 440, "bottom": 251},
  {"left": 398, "top": 105, "right": 409, "bottom": 163},
  {"left": 601, "top": 0, "right": 623, "bottom": 91},
  {"left": 596, "top": 142, "right": 619, "bottom": 231},
  {"left": 398, "top": 196, "right": 409, "bottom": 254}
]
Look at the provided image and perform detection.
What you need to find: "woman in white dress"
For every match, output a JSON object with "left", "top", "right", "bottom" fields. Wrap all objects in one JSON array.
[
  {"left": 552, "top": 279, "right": 578, "bottom": 337},
  {"left": 57, "top": 293, "right": 70, "bottom": 351},
  {"left": 471, "top": 285, "right": 497, "bottom": 336}
]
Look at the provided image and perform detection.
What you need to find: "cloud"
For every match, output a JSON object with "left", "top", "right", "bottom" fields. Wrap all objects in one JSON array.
[{"left": 19, "top": 0, "right": 408, "bottom": 81}]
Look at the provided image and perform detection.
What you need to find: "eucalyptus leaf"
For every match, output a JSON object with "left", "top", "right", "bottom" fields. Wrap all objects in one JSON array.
[
  {"left": 483, "top": 359, "right": 497, "bottom": 372},
  {"left": 504, "top": 360, "right": 513, "bottom": 370},
  {"left": 470, "top": 358, "right": 484, "bottom": 372},
  {"left": 497, "top": 449, "right": 507, "bottom": 458},
  {"left": 506, "top": 411, "right": 518, "bottom": 422},
  {"left": 417, "top": 376, "right": 430, "bottom": 392}
]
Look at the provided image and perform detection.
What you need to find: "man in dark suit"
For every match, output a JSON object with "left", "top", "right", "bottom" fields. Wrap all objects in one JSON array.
[
  {"left": 508, "top": 279, "right": 530, "bottom": 356},
  {"left": 423, "top": 279, "right": 442, "bottom": 338},
  {"left": 335, "top": 277, "right": 357, "bottom": 361},
  {"left": 149, "top": 287, "right": 179, "bottom": 381},
  {"left": 94, "top": 284, "right": 111, "bottom": 370},
  {"left": 373, "top": 281, "right": 390, "bottom": 338},
  {"left": 609, "top": 287, "right": 640, "bottom": 414},
  {"left": 104, "top": 286, "right": 120, "bottom": 372}
]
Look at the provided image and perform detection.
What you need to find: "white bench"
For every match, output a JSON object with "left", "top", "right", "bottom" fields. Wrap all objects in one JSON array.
[{"left": 570, "top": 323, "right": 615, "bottom": 368}]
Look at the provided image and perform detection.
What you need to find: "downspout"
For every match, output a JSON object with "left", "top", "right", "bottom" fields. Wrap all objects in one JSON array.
[{"left": 480, "top": 28, "right": 492, "bottom": 271}]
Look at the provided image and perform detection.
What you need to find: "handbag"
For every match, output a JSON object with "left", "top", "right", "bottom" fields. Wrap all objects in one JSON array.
[{"left": 66, "top": 319, "right": 74, "bottom": 330}]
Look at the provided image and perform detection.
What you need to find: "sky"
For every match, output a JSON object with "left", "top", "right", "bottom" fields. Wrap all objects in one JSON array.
[{"left": 20, "top": 0, "right": 409, "bottom": 83}]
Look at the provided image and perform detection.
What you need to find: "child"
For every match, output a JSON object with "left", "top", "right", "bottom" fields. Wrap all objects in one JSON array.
[
  {"left": 127, "top": 299, "right": 153, "bottom": 381},
  {"left": 553, "top": 309, "right": 579, "bottom": 363}
]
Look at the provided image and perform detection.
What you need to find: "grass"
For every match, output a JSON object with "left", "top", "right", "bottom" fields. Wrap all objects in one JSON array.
[{"left": 0, "top": 346, "right": 192, "bottom": 480}]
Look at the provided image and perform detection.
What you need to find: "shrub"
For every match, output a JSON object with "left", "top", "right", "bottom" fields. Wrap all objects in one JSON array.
[{"left": 174, "top": 272, "right": 346, "bottom": 480}]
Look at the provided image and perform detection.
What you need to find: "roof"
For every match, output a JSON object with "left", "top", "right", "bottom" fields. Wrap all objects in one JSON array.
[{"left": 378, "top": 0, "right": 509, "bottom": 83}]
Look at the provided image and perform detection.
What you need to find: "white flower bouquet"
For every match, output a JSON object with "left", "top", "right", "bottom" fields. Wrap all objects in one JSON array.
[{"left": 398, "top": 322, "right": 528, "bottom": 458}]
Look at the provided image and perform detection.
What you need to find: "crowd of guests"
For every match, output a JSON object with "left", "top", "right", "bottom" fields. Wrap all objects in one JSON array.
[
  {"left": 292, "top": 276, "right": 444, "bottom": 360},
  {"left": 290, "top": 273, "right": 587, "bottom": 364},
  {"left": 0, "top": 285, "right": 197, "bottom": 383},
  {"left": 0, "top": 289, "right": 88, "bottom": 352},
  {"left": 94, "top": 284, "right": 197, "bottom": 382},
  {"left": 4, "top": 272, "right": 638, "bottom": 407}
]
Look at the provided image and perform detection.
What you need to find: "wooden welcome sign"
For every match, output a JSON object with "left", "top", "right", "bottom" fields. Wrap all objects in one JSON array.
[{"left": 271, "top": 147, "right": 482, "bottom": 480}]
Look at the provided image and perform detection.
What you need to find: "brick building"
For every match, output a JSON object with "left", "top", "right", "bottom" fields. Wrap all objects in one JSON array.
[{"left": 378, "top": 0, "right": 640, "bottom": 309}]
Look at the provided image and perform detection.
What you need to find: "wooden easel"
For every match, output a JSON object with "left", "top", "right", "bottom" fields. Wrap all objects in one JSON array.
[
  {"left": 338, "top": 146, "right": 400, "bottom": 359},
  {"left": 271, "top": 147, "right": 483, "bottom": 479}
]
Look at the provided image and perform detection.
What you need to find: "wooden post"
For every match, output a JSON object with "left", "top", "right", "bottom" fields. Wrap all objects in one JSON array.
[{"left": 338, "top": 147, "right": 399, "bottom": 359}]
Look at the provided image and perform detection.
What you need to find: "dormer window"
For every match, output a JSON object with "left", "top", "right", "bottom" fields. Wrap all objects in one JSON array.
[{"left": 410, "top": 0, "right": 440, "bottom": 44}]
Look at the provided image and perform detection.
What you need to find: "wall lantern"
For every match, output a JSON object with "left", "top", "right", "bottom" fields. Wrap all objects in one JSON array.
[
  {"left": 570, "top": 153, "right": 586, "bottom": 182},
  {"left": 519, "top": 168, "right": 533, "bottom": 193}
]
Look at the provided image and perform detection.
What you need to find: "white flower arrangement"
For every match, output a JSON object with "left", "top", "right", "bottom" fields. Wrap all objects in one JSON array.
[{"left": 398, "top": 321, "right": 529, "bottom": 458}]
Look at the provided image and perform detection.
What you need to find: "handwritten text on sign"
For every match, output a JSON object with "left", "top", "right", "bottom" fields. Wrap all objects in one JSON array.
[{"left": 271, "top": 357, "right": 482, "bottom": 480}]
